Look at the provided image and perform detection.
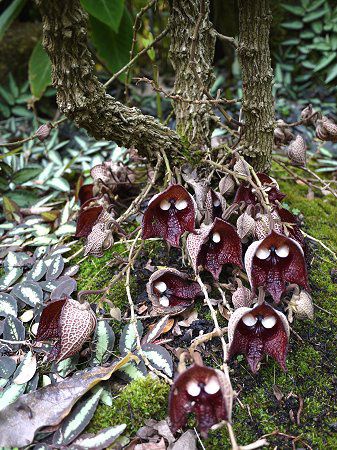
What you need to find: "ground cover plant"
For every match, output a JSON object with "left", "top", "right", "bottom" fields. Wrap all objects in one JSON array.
[{"left": 0, "top": 0, "right": 337, "bottom": 449}]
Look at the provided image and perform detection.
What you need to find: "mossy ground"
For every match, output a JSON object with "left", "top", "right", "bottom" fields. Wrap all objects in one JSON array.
[{"left": 78, "top": 172, "right": 337, "bottom": 449}]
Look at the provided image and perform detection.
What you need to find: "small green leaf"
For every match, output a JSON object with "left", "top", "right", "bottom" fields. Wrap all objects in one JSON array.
[
  {"left": 281, "top": 4, "right": 304, "bottom": 15},
  {"left": 93, "top": 321, "right": 115, "bottom": 364},
  {"left": 0, "top": 293, "right": 18, "bottom": 318},
  {"left": 303, "top": 8, "right": 328, "bottom": 22},
  {"left": 281, "top": 21, "right": 303, "bottom": 30},
  {"left": 29, "top": 40, "right": 52, "bottom": 99},
  {"left": 12, "top": 282, "right": 43, "bottom": 307},
  {"left": 0, "top": 383, "right": 26, "bottom": 412},
  {"left": 12, "top": 167, "right": 42, "bottom": 184},
  {"left": 118, "top": 361, "right": 147, "bottom": 381},
  {"left": 141, "top": 343, "right": 173, "bottom": 377},
  {"left": 53, "top": 387, "right": 104, "bottom": 445},
  {"left": 325, "top": 64, "right": 337, "bottom": 83},
  {"left": 13, "top": 351, "right": 37, "bottom": 385},
  {"left": 69, "top": 424, "right": 127, "bottom": 449},
  {"left": 0, "top": 0, "right": 27, "bottom": 41},
  {"left": 81, "top": 0, "right": 124, "bottom": 32},
  {"left": 119, "top": 321, "right": 143, "bottom": 355},
  {"left": 314, "top": 53, "right": 336, "bottom": 72}
]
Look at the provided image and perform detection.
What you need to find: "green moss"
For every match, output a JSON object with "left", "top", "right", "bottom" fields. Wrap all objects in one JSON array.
[
  {"left": 88, "top": 376, "right": 170, "bottom": 436},
  {"left": 85, "top": 172, "right": 337, "bottom": 449}
]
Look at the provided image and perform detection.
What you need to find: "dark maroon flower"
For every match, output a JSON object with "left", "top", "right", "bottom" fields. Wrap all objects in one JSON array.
[
  {"left": 142, "top": 184, "right": 196, "bottom": 247},
  {"left": 78, "top": 183, "right": 94, "bottom": 206},
  {"left": 277, "top": 207, "right": 304, "bottom": 246},
  {"left": 36, "top": 298, "right": 96, "bottom": 363},
  {"left": 227, "top": 303, "right": 289, "bottom": 373},
  {"left": 75, "top": 198, "right": 104, "bottom": 238},
  {"left": 234, "top": 173, "right": 286, "bottom": 205},
  {"left": 187, "top": 218, "right": 243, "bottom": 279},
  {"left": 147, "top": 268, "right": 201, "bottom": 314},
  {"left": 245, "top": 230, "right": 309, "bottom": 303},
  {"left": 169, "top": 364, "right": 233, "bottom": 437}
]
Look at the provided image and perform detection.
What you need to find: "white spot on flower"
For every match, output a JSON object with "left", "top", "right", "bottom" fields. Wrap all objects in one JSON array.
[
  {"left": 256, "top": 247, "right": 271, "bottom": 260},
  {"left": 242, "top": 313, "right": 258, "bottom": 327},
  {"left": 186, "top": 380, "right": 201, "bottom": 397},
  {"left": 154, "top": 281, "right": 167, "bottom": 293},
  {"left": 213, "top": 198, "right": 221, "bottom": 207},
  {"left": 204, "top": 376, "right": 220, "bottom": 395},
  {"left": 175, "top": 199, "right": 188, "bottom": 210},
  {"left": 159, "top": 199, "right": 171, "bottom": 210},
  {"left": 261, "top": 315, "right": 277, "bottom": 329},
  {"left": 275, "top": 244, "right": 289, "bottom": 258},
  {"left": 212, "top": 232, "right": 221, "bottom": 243},
  {"left": 159, "top": 296, "right": 170, "bottom": 307}
]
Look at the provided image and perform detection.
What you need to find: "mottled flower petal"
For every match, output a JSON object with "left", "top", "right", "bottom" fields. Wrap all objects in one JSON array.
[
  {"left": 245, "top": 231, "right": 309, "bottom": 303},
  {"left": 142, "top": 184, "right": 196, "bottom": 247},
  {"left": 147, "top": 268, "right": 201, "bottom": 314},
  {"left": 187, "top": 218, "right": 243, "bottom": 279},
  {"left": 169, "top": 364, "right": 233, "bottom": 437},
  {"left": 228, "top": 303, "right": 289, "bottom": 373}
]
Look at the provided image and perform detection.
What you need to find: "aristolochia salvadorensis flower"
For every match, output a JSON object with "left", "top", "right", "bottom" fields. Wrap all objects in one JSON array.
[
  {"left": 146, "top": 268, "right": 201, "bottom": 314},
  {"left": 227, "top": 303, "right": 289, "bottom": 373},
  {"left": 169, "top": 363, "right": 233, "bottom": 437},
  {"left": 142, "top": 184, "right": 196, "bottom": 247},
  {"left": 36, "top": 298, "right": 96, "bottom": 362},
  {"left": 187, "top": 218, "right": 243, "bottom": 279},
  {"left": 244, "top": 230, "right": 309, "bottom": 303},
  {"left": 234, "top": 173, "right": 286, "bottom": 205}
]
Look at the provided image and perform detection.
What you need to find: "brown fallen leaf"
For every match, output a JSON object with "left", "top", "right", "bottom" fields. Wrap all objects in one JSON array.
[
  {"left": 0, "top": 354, "right": 133, "bottom": 447},
  {"left": 135, "top": 437, "right": 166, "bottom": 450}
]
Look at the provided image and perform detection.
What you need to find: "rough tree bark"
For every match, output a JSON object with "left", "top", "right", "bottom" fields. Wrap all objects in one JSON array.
[
  {"left": 169, "top": 0, "right": 216, "bottom": 149},
  {"left": 35, "top": 0, "right": 181, "bottom": 162},
  {"left": 237, "top": 0, "right": 274, "bottom": 172}
]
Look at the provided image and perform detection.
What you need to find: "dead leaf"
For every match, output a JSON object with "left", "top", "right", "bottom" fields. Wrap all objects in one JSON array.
[
  {"left": 272, "top": 384, "right": 284, "bottom": 402},
  {"left": 135, "top": 437, "right": 166, "bottom": 450},
  {"left": 169, "top": 430, "right": 197, "bottom": 450},
  {"left": 0, "top": 354, "right": 133, "bottom": 447},
  {"left": 177, "top": 309, "right": 198, "bottom": 327}
]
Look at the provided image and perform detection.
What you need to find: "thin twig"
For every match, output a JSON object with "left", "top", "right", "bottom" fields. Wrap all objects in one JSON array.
[
  {"left": 104, "top": 27, "right": 170, "bottom": 87},
  {"left": 0, "top": 117, "right": 66, "bottom": 149}
]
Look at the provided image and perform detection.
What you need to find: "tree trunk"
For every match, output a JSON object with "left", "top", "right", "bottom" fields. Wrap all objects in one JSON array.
[
  {"left": 35, "top": 0, "right": 182, "bottom": 163},
  {"left": 169, "top": 0, "right": 216, "bottom": 149},
  {"left": 237, "top": 0, "right": 274, "bottom": 172}
]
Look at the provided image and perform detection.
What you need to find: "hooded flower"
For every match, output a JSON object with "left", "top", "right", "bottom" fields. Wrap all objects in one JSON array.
[
  {"left": 234, "top": 173, "right": 286, "bottom": 205},
  {"left": 147, "top": 268, "right": 201, "bottom": 314},
  {"left": 142, "top": 184, "right": 196, "bottom": 247},
  {"left": 169, "top": 364, "right": 233, "bottom": 437},
  {"left": 227, "top": 303, "right": 289, "bottom": 373},
  {"left": 187, "top": 218, "right": 243, "bottom": 279},
  {"left": 245, "top": 230, "right": 309, "bottom": 303},
  {"left": 36, "top": 297, "right": 96, "bottom": 362}
]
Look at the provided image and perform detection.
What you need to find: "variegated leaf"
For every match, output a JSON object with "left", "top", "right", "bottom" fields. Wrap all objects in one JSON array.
[
  {"left": 0, "top": 293, "right": 18, "bottom": 317},
  {"left": 99, "top": 385, "right": 113, "bottom": 406},
  {"left": 119, "top": 321, "right": 143, "bottom": 355},
  {"left": 3, "top": 252, "right": 30, "bottom": 272},
  {"left": 62, "top": 265, "right": 80, "bottom": 277},
  {"left": 3, "top": 315, "right": 25, "bottom": 345},
  {"left": 0, "top": 357, "right": 16, "bottom": 379},
  {"left": 12, "top": 282, "right": 43, "bottom": 307},
  {"left": 26, "top": 372, "right": 39, "bottom": 393},
  {"left": 53, "top": 387, "right": 104, "bottom": 445},
  {"left": 39, "top": 279, "right": 60, "bottom": 292},
  {"left": 93, "top": 321, "right": 115, "bottom": 365},
  {"left": 51, "top": 278, "right": 77, "bottom": 300},
  {"left": 0, "top": 268, "right": 23, "bottom": 290},
  {"left": 27, "top": 260, "right": 47, "bottom": 281},
  {"left": 118, "top": 361, "right": 147, "bottom": 382},
  {"left": 45, "top": 254, "right": 64, "bottom": 280},
  {"left": 0, "top": 382, "right": 26, "bottom": 412},
  {"left": 56, "top": 356, "right": 78, "bottom": 378},
  {"left": 142, "top": 315, "right": 169, "bottom": 344},
  {"left": 141, "top": 344, "right": 173, "bottom": 377},
  {"left": 69, "top": 424, "right": 126, "bottom": 450},
  {"left": 13, "top": 351, "right": 37, "bottom": 385}
]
